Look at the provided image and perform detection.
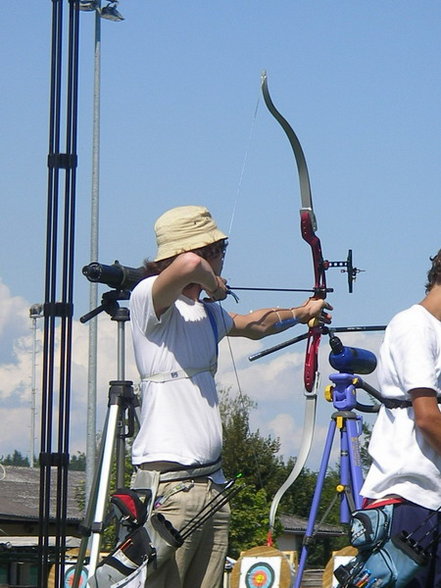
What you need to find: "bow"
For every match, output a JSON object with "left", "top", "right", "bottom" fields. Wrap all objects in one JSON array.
[{"left": 260, "top": 71, "right": 330, "bottom": 538}]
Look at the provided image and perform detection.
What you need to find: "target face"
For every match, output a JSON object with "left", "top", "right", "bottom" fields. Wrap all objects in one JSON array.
[
  {"left": 64, "top": 566, "right": 88, "bottom": 587},
  {"left": 245, "top": 561, "right": 275, "bottom": 588}
]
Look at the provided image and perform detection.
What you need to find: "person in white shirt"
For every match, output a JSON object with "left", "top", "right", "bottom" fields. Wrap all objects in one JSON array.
[
  {"left": 361, "top": 249, "right": 441, "bottom": 587},
  {"left": 129, "top": 205, "right": 332, "bottom": 588}
]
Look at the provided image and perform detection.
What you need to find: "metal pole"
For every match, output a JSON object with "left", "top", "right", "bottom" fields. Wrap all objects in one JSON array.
[
  {"left": 86, "top": 0, "right": 101, "bottom": 500},
  {"left": 31, "top": 316, "right": 37, "bottom": 469},
  {"left": 29, "top": 304, "right": 43, "bottom": 468}
]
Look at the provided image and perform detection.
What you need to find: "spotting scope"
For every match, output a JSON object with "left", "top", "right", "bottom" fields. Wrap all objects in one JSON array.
[{"left": 82, "top": 261, "right": 145, "bottom": 292}]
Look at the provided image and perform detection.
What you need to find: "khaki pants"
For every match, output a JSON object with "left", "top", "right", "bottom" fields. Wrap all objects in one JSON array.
[{"left": 145, "top": 478, "right": 230, "bottom": 588}]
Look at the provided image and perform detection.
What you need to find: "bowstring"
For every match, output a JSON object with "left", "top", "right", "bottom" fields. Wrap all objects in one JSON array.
[
  {"left": 227, "top": 91, "right": 260, "bottom": 237},
  {"left": 219, "top": 86, "right": 266, "bottom": 492},
  {"left": 219, "top": 303, "right": 265, "bottom": 492}
]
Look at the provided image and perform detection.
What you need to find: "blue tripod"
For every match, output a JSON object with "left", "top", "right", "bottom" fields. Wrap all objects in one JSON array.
[{"left": 294, "top": 370, "right": 376, "bottom": 588}]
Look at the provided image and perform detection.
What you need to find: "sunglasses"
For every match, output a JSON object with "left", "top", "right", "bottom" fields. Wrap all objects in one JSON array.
[{"left": 206, "top": 240, "right": 228, "bottom": 259}]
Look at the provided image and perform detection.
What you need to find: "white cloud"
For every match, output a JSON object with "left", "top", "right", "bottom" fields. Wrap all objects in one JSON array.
[
  {"left": 0, "top": 284, "right": 139, "bottom": 460},
  {"left": 217, "top": 336, "right": 305, "bottom": 403},
  {"left": 0, "top": 280, "right": 29, "bottom": 336},
  {"left": 267, "top": 412, "right": 303, "bottom": 453}
]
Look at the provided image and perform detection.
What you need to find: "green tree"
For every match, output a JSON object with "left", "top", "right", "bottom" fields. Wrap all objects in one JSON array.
[
  {"left": 70, "top": 451, "right": 87, "bottom": 471},
  {"left": 220, "top": 389, "right": 283, "bottom": 491},
  {"left": 229, "top": 484, "right": 270, "bottom": 554},
  {"left": 360, "top": 421, "right": 373, "bottom": 474},
  {"left": 0, "top": 449, "right": 30, "bottom": 466}
]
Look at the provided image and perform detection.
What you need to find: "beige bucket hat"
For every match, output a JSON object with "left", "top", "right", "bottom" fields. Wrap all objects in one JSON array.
[{"left": 154, "top": 205, "right": 228, "bottom": 261}]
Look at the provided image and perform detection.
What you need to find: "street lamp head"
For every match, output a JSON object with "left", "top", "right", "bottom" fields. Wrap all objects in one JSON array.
[
  {"left": 101, "top": 2, "right": 125, "bottom": 21},
  {"left": 79, "top": 0, "right": 125, "bottom": 22},
  {"left": 29, "top": 304, "right": 44, "bottom": 319}
]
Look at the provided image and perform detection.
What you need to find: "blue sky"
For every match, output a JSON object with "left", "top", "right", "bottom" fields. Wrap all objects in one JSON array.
[{"left": 1, "top": 2, "right": 440, "bottom": 469}]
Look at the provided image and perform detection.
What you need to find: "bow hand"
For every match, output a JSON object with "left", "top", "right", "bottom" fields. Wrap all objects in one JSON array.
[{"left": 295, "top": 298, "right": 333, "bottom": 325}]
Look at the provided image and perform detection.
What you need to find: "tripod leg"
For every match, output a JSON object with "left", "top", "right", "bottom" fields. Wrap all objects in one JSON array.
[
  {"left": 88, "top": 403, "right": 121, "bottom": 573},
  {"left": 294, "top": 418, "right": 337, "bottom": 588},
  {"left": 72, "top": 408, "right": 112, "bottom": 588},
  {"left": 344, "top": 416, "right": 364, "bottom": 514},
  {"left": 72, "top": 401, "right": 121, "bottom": 588}
]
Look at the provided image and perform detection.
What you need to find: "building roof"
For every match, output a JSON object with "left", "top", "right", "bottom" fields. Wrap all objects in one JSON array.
[
  {"left": 0, "top": 465, "right": 85, "bottom": 534},
  {"left": 280, "top": 513, "right": 345, "bottom": 536}
]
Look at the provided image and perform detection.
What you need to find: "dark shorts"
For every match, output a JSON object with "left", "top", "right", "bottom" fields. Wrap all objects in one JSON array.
[{"left": 391, "top": 502, "right": 441, "bottom": 588}]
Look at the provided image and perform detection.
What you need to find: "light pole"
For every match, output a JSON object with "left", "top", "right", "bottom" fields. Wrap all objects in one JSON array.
[
  {"left": 29, "top": 304, "right": 44, "bottom": 468},
  {"left": 79, "top": 0, "right": 124, "bottom": 499}
]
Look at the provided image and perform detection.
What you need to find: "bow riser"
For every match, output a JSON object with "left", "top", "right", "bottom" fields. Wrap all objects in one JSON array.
[
  {"left": 304, "top": 330, "right": 321, "bottom": 392},
  {"left": 300, "top": 209, "right": 327, "bottom": 392},
  {"left": 300, "top": 210, "right": 327, "bottom": 294}
]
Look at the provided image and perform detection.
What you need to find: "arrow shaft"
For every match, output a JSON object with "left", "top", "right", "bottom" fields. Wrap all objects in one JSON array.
[{"left": 230, "top": 286, "right": 333, "bottom": 293}]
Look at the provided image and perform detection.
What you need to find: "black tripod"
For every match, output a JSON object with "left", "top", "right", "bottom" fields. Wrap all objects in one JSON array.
[
  {"left": 73, "top": 290, "right": 141, "bottom": 586},
  {"left": 39, "top": 1, "right": 80, "bottom": 586}
]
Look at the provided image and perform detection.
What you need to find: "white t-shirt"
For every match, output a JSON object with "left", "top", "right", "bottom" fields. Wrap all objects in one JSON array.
[
  {"left": 129, "top": 276, "right": 233, "bottom": 473},
  {"left": 361, "top": 304, "right": 441, "bottom": 509}
]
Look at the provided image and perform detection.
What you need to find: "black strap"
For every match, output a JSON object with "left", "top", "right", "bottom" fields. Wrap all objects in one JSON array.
[
  {"left": 382, "top": 399, "right": 413, "bottom": 409},
  {"left": 383, "top": 397, "right": 441, "bottom": 409}
]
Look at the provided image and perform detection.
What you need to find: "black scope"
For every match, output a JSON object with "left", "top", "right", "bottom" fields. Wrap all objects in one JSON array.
[{"left": 82, "top": 261, "right": 145, "bottom": 292}]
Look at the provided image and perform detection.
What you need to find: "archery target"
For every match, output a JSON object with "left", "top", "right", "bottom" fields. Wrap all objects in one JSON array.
[
  {"left": 239, "top": 556, "right": 281, "bottom": 588},
  {"left": 64, "top": 566, "right": 88, "bottom": 587}
]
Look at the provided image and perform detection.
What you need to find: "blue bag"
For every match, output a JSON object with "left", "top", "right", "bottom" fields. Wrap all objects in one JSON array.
[{"left": 335, "top": 504, "right": 429, "bottom": 587}]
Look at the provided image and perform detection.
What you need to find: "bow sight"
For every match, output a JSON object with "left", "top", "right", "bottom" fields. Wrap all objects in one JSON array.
[{"left": 324, "top": 249, "right": 362, "bottom": 294}]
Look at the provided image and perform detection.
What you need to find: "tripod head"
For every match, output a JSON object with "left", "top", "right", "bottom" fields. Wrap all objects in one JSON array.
[{"left": 80, "top": 289, "right": 131, "bottom": 324}]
